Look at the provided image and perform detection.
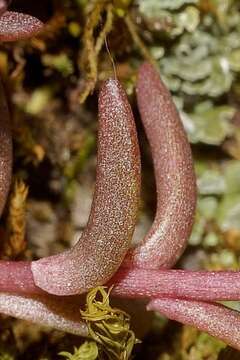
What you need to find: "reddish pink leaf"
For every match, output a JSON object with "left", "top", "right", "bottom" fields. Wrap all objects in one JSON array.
[
  {"left": 0, "top": 292, "right": 87, "bottom": 336},
  {"left": 0, "top": 11, "right": 44, "bottom": 41},
  {"left": 31, "top": 79, "right": 141, "bottom": 295},
  {"left": 125, "top": 62, "right": 196, "bottom": 269},
  {"left": 147, "top": 298, "right": 240, "bottom": 350}
]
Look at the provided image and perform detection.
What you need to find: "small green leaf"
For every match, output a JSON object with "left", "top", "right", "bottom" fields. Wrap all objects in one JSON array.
[{"left": 59, "top": 342, "right": 98, "bottom": 360}]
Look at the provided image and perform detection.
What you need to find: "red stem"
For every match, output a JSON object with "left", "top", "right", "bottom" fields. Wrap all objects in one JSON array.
[
  {"left": 0, "top": 261, "right": 42, "bottom": 295},
  {"left": 3, "top": 261, "right": 240, "bottom": 302},
  {"left": 110, "top": 268, "right": 240, "bottom": 301}
]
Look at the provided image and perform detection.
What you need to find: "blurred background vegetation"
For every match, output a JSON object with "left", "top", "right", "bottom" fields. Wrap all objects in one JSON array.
[{"left": 1, "top": 0, "right": 240, "bottom": 359}]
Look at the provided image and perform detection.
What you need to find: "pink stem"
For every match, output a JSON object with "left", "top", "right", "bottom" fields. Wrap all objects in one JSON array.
[
  {"left": 5, "top": 266, "right": 240, "bottom": 346},
  {"left": 3, "top": 263, "right": 240, "bottom": 302},
  {"left": 124, "top": 62, "right": 196, "bottom": 269},
  {"left": 0, "top": 261, "right": 43, "bottom": 295},
  {"left": 110, "top": 268, "right": 240, "bottom": 301},
  {"left": 2, "top": 265, "right": 240, "bottom": 345},
  {"left": 0, "top": 11, "right": 44, "bottom": 41},
  {"left": 31, "top": 79, "right": 141, "bottom": 295},
  {"left": 147, "top": 298, "right": 240, "bottom": 351}
]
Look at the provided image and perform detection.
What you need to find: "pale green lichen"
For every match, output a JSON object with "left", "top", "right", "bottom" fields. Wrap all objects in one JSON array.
[
  {"left": 138, "top": 0, "right": 198, "bottom": 13},
  {"left": 138, "top": 0, "right": 240, "bottom": 151},
  {"left": 217, "top": 194, "right": 240, "bottom": 232},
  {"left": 160, "top": 26, "right": 239, "bottom": 97},
  {"left": 197, "top": 168, "right": 226, "bottom": 196},
  {"left": 182, "top": 103, "right": 235, "bottom": 145}
]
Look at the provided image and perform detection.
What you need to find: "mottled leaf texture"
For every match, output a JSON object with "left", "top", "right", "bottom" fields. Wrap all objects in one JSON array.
[
  {"left": 31, "top": 79, "right": 141, "bottom": 295},
  {"left": 0, "top": 293, "right": 88, "bottom": 336},
  {"left": 0, "top": 11, "right": 44, "bottom": 41},
  {"left": 147, "top": 298, "right": 240, "bottom": 351},
  {"left": 125, "top": 62, "right": 196, "bottom": 269}
]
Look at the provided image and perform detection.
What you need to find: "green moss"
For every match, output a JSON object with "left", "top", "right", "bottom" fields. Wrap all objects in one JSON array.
[
  {"left": 80, "top": 287, "right": 140, "bottom": 360},
  {"left": 59, "top": 342, "right": 98, "bottom": 360}
]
